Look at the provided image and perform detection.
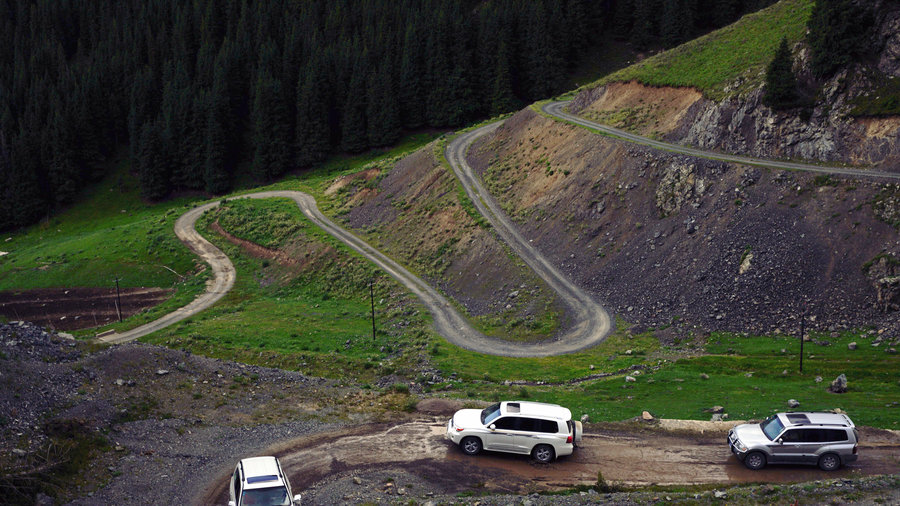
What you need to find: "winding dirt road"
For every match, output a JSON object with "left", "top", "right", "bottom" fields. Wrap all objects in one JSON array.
[
  {"left": 542, "top": 101, "right": 900, "bottom": 180},
  {"left": 98, "top": 185, "right": 611, "bottom": 356},
  {"left": 197, "top": 417, "right": 900, "bottom": 503}
]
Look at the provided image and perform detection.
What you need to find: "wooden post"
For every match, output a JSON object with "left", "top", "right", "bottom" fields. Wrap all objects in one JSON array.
[
  {"left": 370, "top": 278, "right": 376, "bottom": 341},
  {"left": 114, "top": 276, "right": 122, "bottom": 322}
]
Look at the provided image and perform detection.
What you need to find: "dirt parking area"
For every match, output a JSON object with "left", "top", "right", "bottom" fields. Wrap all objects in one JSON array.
[{"left": 199, "top": 416, "right": 900, "bottom": 505}]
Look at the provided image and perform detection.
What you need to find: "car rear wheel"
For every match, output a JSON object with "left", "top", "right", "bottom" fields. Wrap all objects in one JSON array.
[
  {"left": 532, "top": 444, "right": 555, "bottom": 464},
  {"left": 460, "top": 437, "right": 482, "bottom": 455},
  {"left": 744, "top": 451, "right": 766, "bottom": 470},
  {"left": 818, "top": 453, "right": 841, "bottom": 471}
]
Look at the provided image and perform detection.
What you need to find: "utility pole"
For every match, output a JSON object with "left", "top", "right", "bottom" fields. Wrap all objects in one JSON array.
[
  {"left": 370, "top": 278, "right": 376, "bottom": 341},
  {"left": 114, "top": 275, "right": 122, "bottom": 322},
  {"left": 799, "top": 306, "right": 806, "bottom": 373}
]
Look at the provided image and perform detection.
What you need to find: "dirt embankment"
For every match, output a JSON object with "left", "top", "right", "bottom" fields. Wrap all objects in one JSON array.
[
  {"left": 465, "top": 107, "right": 900, "bottom": 338},
  {"left": 0, "top": 287, "right": 172, "bottom": 331}
]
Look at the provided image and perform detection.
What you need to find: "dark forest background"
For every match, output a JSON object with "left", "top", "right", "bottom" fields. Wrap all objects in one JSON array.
[{"left": 0, "top": 0, "right": 776, "bottom": 231}]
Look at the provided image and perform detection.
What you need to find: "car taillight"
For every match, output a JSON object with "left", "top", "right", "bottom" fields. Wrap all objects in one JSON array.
[
  {"left": 566, "top": 435, "right": 573, "bottom": 444},
  {"left": 456, "top": 427, "right": 465, "bottom": 432},
  {"left": 853, "top": 445, "right": 858, "bottom": 455}
]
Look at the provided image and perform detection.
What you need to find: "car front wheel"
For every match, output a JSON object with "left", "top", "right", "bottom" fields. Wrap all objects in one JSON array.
[
  {"left": 532, "top": 444, "right": 555, "bottom": 464},
  {"left": 460, "top": 437, "right": 482, "bottom": 455},
  {"left": 818, "top": 453, "right": 841, "bottom": 471},
  {"left": 744, "top": 451, "right": 766, "bottom": 470}
]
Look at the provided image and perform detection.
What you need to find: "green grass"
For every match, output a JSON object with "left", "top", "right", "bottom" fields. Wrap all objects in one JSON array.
[
  {"left": 849, "top": 71, "right": 900, "bottom": 117},
  {"left": 590, "top": 0, "right": 814, "bottom": 100},
  {"left": 430, "top": 326, "right": 900, "bottom": 429},
  {"left": 0, "top": 160, "right": 200, "bottom": 291},
  {"left": 141, "top": 192, "right": 436, "bottom": 380}
]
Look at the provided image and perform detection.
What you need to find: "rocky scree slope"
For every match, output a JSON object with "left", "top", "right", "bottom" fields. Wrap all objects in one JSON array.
[
  {"left": 466, "top": 109, "right": 900, "bottom": 340},
  {"left": 0, "top": 321, "right": 346, "bottom": 505}
]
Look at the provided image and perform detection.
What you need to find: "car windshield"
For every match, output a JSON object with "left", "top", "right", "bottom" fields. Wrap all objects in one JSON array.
[
  {"left": 241, "top": 485, "right": 290, "bottom": 506},
  {"left": 760, "top": 416, "right": 785, "bottom": 441},
  {"left": 481, "top": 403, "right": 501, "bottom": 425}
]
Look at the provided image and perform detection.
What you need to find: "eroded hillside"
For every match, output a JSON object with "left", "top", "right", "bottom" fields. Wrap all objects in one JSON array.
[
  {"left": 465, "top": 108, "right": 899, "bottom": 337},
  {"left": 325, "top": 145, "right": 570, "bottom": 342}
]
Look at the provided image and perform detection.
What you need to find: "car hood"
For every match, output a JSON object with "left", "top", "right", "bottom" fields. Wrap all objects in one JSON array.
[
  {"left": 452, "top": 409, "right": 485, "bottom": 429},
  {"left": 731, "top": 423, "right": 771, "bottom": 446}
]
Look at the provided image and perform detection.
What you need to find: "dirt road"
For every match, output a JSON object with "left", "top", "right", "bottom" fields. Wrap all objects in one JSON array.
[
  {"left": 445, "top": 125, "right": 613, "bottom": 354},
  {"left": 97, "top": 177, "right": 613, "bottom": 355},
  {"left": 197, "top": 417, "right": 900, "bottom": 504},
  {"left": 541, "top": 101, "right": 900, "bottom": 180}
]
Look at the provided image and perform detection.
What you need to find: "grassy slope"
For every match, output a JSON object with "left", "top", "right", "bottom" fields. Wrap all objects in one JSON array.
[
  {"left": 0, "top": 158, "right": 198, "bottom": 291},
  {"left": 591, "top": 0, "right": 814, "bottom": 100}
]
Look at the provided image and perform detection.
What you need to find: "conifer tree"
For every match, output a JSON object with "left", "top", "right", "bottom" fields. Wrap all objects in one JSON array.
[
  {"left": 294, "top": 56, "right": 330, "bottom": 168},
  {"left": 340, "top": 55, "right": 369, "bottom": 153},
  {"left": 251, "top": 40, "right": 291, "bottom": 180},
  {"left": 399, "top": 23, "right": 426, "bottom": 129},
  {"left": 807, "top": 0, "right": 873, "bottom": 79},
  {"left": 136, "top": 120, "right": 170, "bottom": 201},
  {"left": 203, "top": 89, "right": 230, "bottom": 194},
  {"left": 763, "top": 37, "right": 798, "bottom": 110}
]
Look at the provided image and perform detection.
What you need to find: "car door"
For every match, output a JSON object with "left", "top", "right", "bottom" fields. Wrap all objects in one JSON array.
[
  {"left": 483, "top": 416, "right": 520, "bottom": 451},
  {"left": 770, "top": 428, "right": 806, "bottom": 463},
  {"left": 230, "top": 466, "right": 242, "bottom": 506}
]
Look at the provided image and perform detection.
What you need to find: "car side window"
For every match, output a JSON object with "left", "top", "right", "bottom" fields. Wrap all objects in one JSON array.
[
  {"left": 539, "top": 420, "right": 560, "bottom": 433},
  {"left": 493, "top": 417, "right": 520, "bottom": 430},
  {"left": 232, "top": 468, "right": 241, "bottom": 501},
  {"left": 823, "top": 429, "right": 848, "bottom": 442},
  {"left": 800, "top": 429, "right": 822, "bottom": 443},
  {"left": 780, "top": 429, "right": 803, "bottom": 442}
]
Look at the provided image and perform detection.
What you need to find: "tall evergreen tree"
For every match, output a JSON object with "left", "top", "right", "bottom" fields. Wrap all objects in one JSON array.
[
  {"left": 294, "top": 55, "right": 330, "bottom": 167},
  {"left": 806, "top": 0, "right": 873, "bottom": 79},
  {"left": 763, "top": 37, "right": 798, "bottom": 110},
  {"left": 136, "top": 120, "right": 170, "bottom": 201},
  {"left": 251, "top": 40, "right": 291, "bottom": 180},
  {"left": 340, "top": 55, "right": 368, "bottom": 153},
  {"left": 203, "top": 88, "right": 230, "bottom": 194}
]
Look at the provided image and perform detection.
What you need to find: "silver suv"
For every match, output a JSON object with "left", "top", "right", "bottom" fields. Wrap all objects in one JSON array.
[
  {"left": 728, "top": 412, "right": 858, "bottom": 471},
  {"left": 446, "top": 401, "right": 582, "bottom": 463}
]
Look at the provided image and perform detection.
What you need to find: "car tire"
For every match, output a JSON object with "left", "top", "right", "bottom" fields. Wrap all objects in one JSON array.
[
  {"left": 531, "top": 444, "right": 555, "bottom": 464},
  {"left": 744, "top": 451, "right": 766, "bottom": 470},
  {"left": 818, "top": 453, "right": 841, "bottom": 471},
  {"left": 460, "top": 437, "right": 482, "bottom": 456}
]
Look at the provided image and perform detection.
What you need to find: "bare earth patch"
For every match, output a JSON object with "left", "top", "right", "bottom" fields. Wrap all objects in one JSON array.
[{"left": 0, "top": 287, "right": 172, "bottom": 331}]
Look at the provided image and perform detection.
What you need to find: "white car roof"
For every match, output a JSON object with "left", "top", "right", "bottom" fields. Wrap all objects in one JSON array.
[
  {"left": 502, "top": 401, "right": 572, "bottom": 420},
  {"left": 778, "top": 412, "right": 855, "bottom": 428},
  {"left": 240, "top": 456, "right": 287, "bottom": 490}
]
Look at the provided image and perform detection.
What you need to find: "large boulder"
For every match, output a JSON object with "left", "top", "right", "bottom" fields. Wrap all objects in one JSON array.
[{"left": 829, "top": 374, "right": 848, "bottom": 394}]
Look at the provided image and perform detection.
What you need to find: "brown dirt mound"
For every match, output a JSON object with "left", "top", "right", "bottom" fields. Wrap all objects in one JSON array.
[{"left": 0, "top": 286, "right": 172, "bottom": 331}]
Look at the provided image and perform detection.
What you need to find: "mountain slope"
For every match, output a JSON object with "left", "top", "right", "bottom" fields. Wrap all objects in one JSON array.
[{"left": 572, "top": 0, "right": 900, "bottom": 170}]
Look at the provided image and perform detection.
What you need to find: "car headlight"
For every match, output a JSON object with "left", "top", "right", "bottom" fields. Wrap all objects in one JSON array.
[{"left": 734, "top": 439, "right": 747, "bottom": 452}]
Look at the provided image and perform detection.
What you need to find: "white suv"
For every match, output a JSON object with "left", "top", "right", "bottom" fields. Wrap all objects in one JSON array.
[
  {"left": 446, "top": 401, "right": 582, "bottom": 463},
  {"left": 228, "top": 456, "right": 302, "bottom": 506}
]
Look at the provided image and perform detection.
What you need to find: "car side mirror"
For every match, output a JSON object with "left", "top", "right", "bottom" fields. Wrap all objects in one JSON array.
[
  {"left": 776, "top": 438, "right": 783, "bottom": 444},
  {"left": 489, "top": 424, "right": 496, "bottom": 430},
  {"left": 293, "top": 494, "right": 302, "bottom": 505}
]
